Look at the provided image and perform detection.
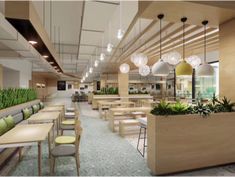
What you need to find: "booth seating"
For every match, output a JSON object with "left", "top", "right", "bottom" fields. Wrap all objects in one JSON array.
[{"left": 0, "top": 100, "right": 41, "bottom": 168}]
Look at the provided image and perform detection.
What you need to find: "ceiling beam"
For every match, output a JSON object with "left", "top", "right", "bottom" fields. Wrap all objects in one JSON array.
[
  {"left": 111, "top": 19, "right": 158, "bottom": 62},
  {"left": 119, "top": 22, "right": 175, "bottom": 63}
]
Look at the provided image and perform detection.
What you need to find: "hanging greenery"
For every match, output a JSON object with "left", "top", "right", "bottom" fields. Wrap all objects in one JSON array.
[{"left": 0, "top": 88, "right": 37, "bottom": 110}]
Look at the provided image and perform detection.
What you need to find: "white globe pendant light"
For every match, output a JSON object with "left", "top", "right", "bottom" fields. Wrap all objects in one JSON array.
[
  {"left": 89, "top": 67, "right": 93, "bottom": 73},
  {"left": 133, "top": 53, "right": 148, "bottom": 67},
  {"left": 107, "top": 43, "right": 113, "bottom": 53},
  {"left": 175, "top": 17, "right": 193, "bottom": 77},
  {"left": 119, "top": 63, "right": 130, "bottom": 73},
  {"left": 152, "top": 14, "right": 170, "bottom": 76},
  {"left": 197, "top": 20, "right": 214, "bottom": 77},
  {"left": 163, "top": 51, "right": 181, "bottom": 65},
  {"left": 186, "top": 55, "right": 201, "bottom": 68},
  {"left": 94, "top": 60, "right": 99, "bottom": 67},
  {"left": 100, "top": 53, "right": 105, "bottom": 61},
  {"left": 139, "top": 65, "right": 150, "bottom": 76}
]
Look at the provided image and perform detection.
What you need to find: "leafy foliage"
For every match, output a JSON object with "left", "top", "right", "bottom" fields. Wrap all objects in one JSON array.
[
  {"left": 150, "top": 100, "right": 172, "bottom": 116},
  {"left": 191, "top": 101, "right": 211, "bottom": 117},
  {"left": 0, "top": 88, "right": 37, "bottom": 110},
  {"left": 151, "top": 96, "right": 235, "bottom": 118},
  {"left": 216, "top": 96, "right": 235, "bottom": 112},
  {"left": 170, "top": 101, "right": 191, "bottom": 115},
  {"left": 94, "top": 87, "right": 118, "bottom": 95},
  {"left": 151, "top": 100, "right": 190, "bottom": 116}
]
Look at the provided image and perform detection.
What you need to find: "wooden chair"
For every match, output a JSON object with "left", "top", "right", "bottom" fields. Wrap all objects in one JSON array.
[
  {"left": 56, "top": 119, "right": 81, "bottom": 144},
  {"left": 50, "top": 121, "right": 82, "bottom": 175},
  {"left": 60, "top": 110, "right": 79, "bottom": 135}
]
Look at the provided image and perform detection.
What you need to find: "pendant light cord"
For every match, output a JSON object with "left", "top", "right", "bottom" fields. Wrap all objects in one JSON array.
[
  {"left": 158, "top": 14, "right": 164, "bottom": 60},
  {"left": 160, "top": 17, "right": 162, "bottom": 59},
  {"left": 181, "top": 17, "right": 187, "bottom": 61},
  {"left": 183, "top": 21, "right": 185, "bottom": 60},
  {"left": 204, "top": 22, "right": 207, "bottom": 63}
]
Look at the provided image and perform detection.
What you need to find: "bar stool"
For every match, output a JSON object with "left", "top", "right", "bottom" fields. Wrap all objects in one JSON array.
[{"left": 137, "top": 118, "right": 147, "bottom": 157}]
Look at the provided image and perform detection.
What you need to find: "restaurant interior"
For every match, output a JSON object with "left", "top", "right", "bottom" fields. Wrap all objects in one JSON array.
[{"left": 0, "top": 0, "right": 235, "bottom": 176}]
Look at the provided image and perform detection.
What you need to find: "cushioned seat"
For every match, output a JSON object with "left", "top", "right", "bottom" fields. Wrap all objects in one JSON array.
[
  {"left": 51, "top": 144, "right": 75, "bottom": 157},
  {"left": 55, "top": 136, "right": 75, "bottom": 144},
  {"left": 62, "top": 120, "right": 75, "bottom": 125}
]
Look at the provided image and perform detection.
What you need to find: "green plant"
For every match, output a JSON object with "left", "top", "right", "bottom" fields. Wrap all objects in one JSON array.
[
  {"left": 94, "top": 87, "right": 118, "bottom": 95},
  {"left": 0, "top": 88, "right": 37, "bottom": 110},
  {"left": 151, "top": 100, "right": 172, "bottom": 116},
  {"left": 170, "top": 101, "right": 190, "bottom": 115},
  {"left": 217, "top": 96, "right": 235, "bottom": 112},
  {"left": 192, "top": 101, "right": 211, "bottom": 117}
]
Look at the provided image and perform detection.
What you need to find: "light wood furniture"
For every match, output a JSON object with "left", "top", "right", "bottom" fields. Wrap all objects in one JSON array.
[
  {"left": 147, "top": 112, "right": 235, "bottom": 175},
  {"left": 0, "top": 123, "right": 53, "bottom": 176},
  {"left": 108, "top": 107, "right": 151, "bottom": 132},
  {"left": 92, "top": 95, "right": 120, "bottom": 109},
  {"left": 40, "top": 106, "right": 64, "bottom": 112},
  {"left": 50, "top": 123, "right": 82, "bottom": 176},
  {"left": 27, "top": 111, "right": 61, "bottom": 138},
  {"left": 98, "top": 101, "right": 135, "bottom": 120},
  {"left": 119, "top": 119, "right": 140, "bottom": 137}
]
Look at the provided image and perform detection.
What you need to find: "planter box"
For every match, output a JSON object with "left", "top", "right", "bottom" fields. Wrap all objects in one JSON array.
[{"left": 147, "top": 112, "right": 235, "bottom": 175}]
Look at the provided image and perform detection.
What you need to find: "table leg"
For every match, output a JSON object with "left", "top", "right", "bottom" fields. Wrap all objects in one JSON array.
[
  {"left": 38, "top": 142, "right": 42, "bottom": 176},
  {"left": 52, "top": 121, "right": 55, "bottom": 140},
  {"left": 56, "top": 119, "right": 59, "bottom": 135},
  {"left": 48, "top": 131, "right": 51, "bottom": 158}
]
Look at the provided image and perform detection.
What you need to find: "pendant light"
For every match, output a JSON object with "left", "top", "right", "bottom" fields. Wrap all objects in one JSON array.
[
  {"left": 117, "top": 0, "right": 124, "bottom": 40},
  {"left": 175, "top": 17, "right": 193, "bottom": 77},
  {"left": 152, "top": 14, "right": 170, "bottom": 76},
  {"left": 107, "top": 22, "right": 113, "bottom": 53},
  {"left": 139, "top": 65, "right": 150, "bottom": 76},
  {"left": 197, "top": 20, "right": 214, "bottom": 77},
  {"left": 119, "top": 63, "right": 130, "bottom": 73},
  {"left": 186, "top": 55, "right": 201, "bottom": 68},
  {"left": 100, "top": 34, "right": 105, "bottom": 61}
]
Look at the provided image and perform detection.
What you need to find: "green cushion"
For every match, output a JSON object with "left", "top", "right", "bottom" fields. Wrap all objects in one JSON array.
[
  {"left": 4, "top": 115, "right": 15, "bottom": 131},
  {"left": 23, "top": 108, "right": 31, "bottom": 120},
  {"left": 39, "top": 102, "right": 44, "bottom": 109},
  {"left": 0, "top": 119, "right": 8, "bottom": 136},
  {"left": 32, "top": 105, "right": 39, "bottom": 114}
]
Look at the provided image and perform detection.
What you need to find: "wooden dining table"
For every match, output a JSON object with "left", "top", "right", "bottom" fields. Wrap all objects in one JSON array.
[
  {"left": 108, "top": 107, "right": 151, "bottom": 132},
  {"left": 0, "top": 123, "right": 53, "bottom": 176},
  {"left": 40, "top": 106, "right": 64, "bottom": 112},
  {"left": 98, "top": 101, "right": 135, "bottom": 120},
  {"left": 27, "top": 111, "right": 61, "bottom": 138}
]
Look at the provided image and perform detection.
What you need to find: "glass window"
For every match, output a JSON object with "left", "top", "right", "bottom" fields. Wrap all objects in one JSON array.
[{"left": 195, "top": 62, "right": 219, "bottom": 99}]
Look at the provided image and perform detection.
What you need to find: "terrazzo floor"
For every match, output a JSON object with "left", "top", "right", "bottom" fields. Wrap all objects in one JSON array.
[
  {"left": 8, "top": 98, "right": 235, "bottom": 176},
  {"left": 10, "top": 100, "right": 151, "bottom": 176}
]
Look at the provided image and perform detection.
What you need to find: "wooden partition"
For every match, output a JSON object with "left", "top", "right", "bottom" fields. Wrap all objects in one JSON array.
[{"left": 147, "top": 112, "right": 235, "bottom": 175}]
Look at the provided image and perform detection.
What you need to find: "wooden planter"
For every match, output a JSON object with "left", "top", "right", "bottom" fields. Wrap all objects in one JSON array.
[{"left": 147, "top": 112, "right": 235, "bottom": 175}]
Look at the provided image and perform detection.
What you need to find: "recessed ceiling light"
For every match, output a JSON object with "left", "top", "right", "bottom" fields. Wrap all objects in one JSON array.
[
  {"left": 43, "top": 55, "right": 49, "bottom": 58},
  {"left": 49, "top": 61, "right": 54, "bottom": 64},
  {"left": 28, "top": 40, "right": 37, "bottom": 45}
]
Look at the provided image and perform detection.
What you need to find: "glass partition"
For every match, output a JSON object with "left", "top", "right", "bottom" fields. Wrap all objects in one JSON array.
[{"left": 195, "top": 62, "right": 219, "bottom": 99}]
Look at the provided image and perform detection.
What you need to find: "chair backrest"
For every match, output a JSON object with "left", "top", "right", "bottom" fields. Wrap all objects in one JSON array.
[{"left": 75, "top": 123, "right": 82, "bottom": 157}]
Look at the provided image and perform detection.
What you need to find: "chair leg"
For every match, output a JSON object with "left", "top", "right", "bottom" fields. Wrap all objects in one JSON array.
[
  {"left": 50, "top": 156, "right": 55, "bottom": 175},
  {"left": 75, "top": 156, "right": 80, "bottom": 176},
  {"left": 18, "top": 147, "right": 23, "bottom": 162}
]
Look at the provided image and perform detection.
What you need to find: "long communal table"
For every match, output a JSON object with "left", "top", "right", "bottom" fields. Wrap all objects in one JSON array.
[
  {"left": 0, "top": 123, "right": 53, "bottom": 176},
  {"left": 108, "top": 107, "right": 151, "bottom": 132},
  {"left": 98, "top": 101, "right": 135, "bottom": 120}
]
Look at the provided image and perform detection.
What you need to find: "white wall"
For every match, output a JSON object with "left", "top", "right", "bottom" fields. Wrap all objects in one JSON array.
[
  {"left": 0, "top": 59, "right": 32, "bottom": 88},
  {"left": 3, "top": 67, "right": 20, "bottom": 88}
]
